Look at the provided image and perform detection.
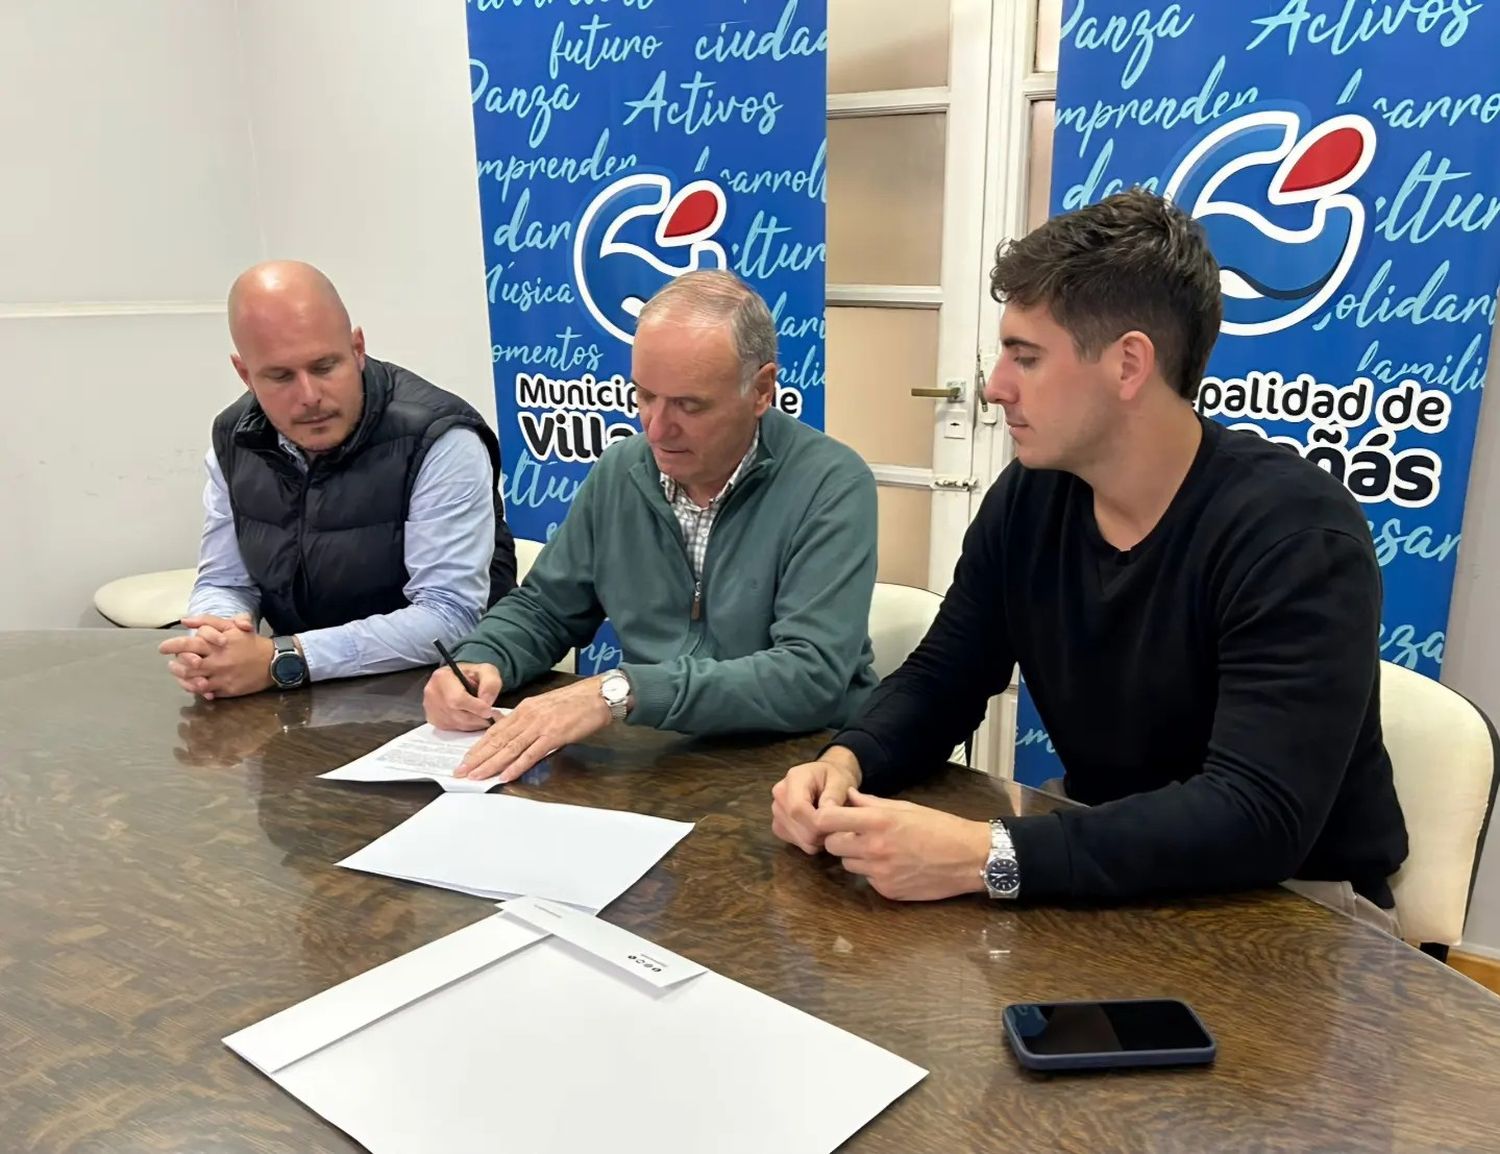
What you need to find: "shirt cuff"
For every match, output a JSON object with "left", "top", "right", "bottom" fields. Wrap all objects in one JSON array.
[
  {"left": 185, "top": 587, "right": 259, "bottom": 624},
  {"left": 295, "top": 628, "right": 357, "bottom": 684}
]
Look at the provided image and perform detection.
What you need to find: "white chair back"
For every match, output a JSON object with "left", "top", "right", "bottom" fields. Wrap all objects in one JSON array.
[
  {"left": 512, "top": 537, "right": 576, "bottom": 675},
  {"left": 1381, "top": 661, "right": 1498, "bottom": 946},
  {"left": 514, "top": 537, "right": 544, "bottom": 584},
  {"left": 867, "top": 582, "right": 944, "bottom": 681}
]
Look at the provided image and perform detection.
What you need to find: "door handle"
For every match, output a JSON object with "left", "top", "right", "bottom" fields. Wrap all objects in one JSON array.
[{"left": 910, "top": 386, "right": 962, "bottom": 402}]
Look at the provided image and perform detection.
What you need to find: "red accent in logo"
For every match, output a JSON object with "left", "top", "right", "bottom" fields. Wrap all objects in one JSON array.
[
  {"left": 661, "top": 189, "right": 721, "bottom": 238},
  {"left": 1281, "top": 127, "right": 1366, "bottom": 194}
]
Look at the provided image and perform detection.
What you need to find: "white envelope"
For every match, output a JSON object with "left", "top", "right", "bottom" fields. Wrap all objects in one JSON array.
[{"left": 224, "top": 910, "right": 926, "bottom": 1154}]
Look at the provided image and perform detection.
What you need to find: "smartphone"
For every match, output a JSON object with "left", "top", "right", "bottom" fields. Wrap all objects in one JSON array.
[{"left": 1003, "top": 998, "right": 1216, "bottom": 1072}]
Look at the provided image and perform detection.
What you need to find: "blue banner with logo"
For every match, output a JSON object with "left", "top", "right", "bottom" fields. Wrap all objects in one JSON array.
[
  {"left": 465, "top": 0, "right": 828, "bottom": 674},
  {"left": 1017, "top": 0, "right": 1500, "bottom": 785}
]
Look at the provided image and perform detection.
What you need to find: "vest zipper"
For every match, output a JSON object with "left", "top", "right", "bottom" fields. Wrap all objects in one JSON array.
[
  {"left": 299, "top": 471, "right": 313, "bottom": 551},
  {"left": 295, "top": 469, "right": 313, "bottom": 610},
  {"left": 691, "top": 580, "right": 702, "bottom": 621}
]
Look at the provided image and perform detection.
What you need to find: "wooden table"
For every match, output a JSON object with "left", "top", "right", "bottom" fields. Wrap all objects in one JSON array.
[{"left": 3, "top": 629, "right": 1499, "bottom": 1153}]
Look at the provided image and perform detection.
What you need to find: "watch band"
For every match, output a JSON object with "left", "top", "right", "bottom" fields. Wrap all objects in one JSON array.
[
  {"left": 270, "top": 635, "right": 307, "bottom": 689},
  {"left": 982, "top": 819, "right": 1021, "bottom": 900}
]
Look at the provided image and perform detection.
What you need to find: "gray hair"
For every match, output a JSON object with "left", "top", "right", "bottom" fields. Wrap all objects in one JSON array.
[{"left": 637, "top": 270, "right": 777, "bottom": 393}]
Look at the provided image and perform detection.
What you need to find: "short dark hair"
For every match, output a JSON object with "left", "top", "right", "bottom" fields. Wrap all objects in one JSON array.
[{"left": 989, "top": 188, "right": 1222, "bottom": 401}]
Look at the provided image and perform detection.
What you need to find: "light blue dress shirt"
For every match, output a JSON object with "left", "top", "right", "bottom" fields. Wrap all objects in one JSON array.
[{"left": 186, "top": 427, "right": 496, "bottom": 682}]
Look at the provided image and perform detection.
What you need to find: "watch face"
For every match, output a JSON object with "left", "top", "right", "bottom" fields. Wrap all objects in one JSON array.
[
  {"left": 987, "top": 858, "right": 1020, "bottom": 893},
  {"left": 601, "top": 675, "right": 629, "bottom": 705},
  {"left": 271, "top": 651, "right": 306, "bottom": 687}
]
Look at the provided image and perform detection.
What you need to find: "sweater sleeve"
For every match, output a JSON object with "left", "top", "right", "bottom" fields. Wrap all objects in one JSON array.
[
  {"left": 452, "top": 467, "right": 607, "bottom": 688},
  {"left": 1005, "top": 527, "right": 1383, "bottom": 902},
  {"left": 830, "top": 476, "right": 1018, "bottom": 793}
]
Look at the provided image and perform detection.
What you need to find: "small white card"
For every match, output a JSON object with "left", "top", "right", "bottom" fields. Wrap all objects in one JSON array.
[{"left": 500, "top": 896, "right": 706, "bottom": 989}]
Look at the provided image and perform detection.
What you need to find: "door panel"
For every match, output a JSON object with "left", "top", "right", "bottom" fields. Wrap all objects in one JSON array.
[
  {"left": 825, "top": 306, "right": 940, "bottom": 470},
  {"left": 876, "top": 487, "right": 933, "bottom": 589},
  {"left": 827, "top": 115, "right": 948, "bottom": 287},
  {"left": 829, "top": 0, "right": 951, "bottom": 93}
]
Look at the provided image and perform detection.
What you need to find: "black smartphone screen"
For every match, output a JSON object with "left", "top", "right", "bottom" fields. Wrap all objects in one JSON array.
[{"left": 1007, "top": 999, "right": 1211, "bottom": 1056}]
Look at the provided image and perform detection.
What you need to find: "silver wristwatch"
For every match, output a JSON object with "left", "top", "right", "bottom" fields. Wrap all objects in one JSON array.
[
  {"left": 600, "top": 670, "right": 631, "bottom": 722},
  {"left": 981, "top": 819, "right": 1021, "bottom": 900}
]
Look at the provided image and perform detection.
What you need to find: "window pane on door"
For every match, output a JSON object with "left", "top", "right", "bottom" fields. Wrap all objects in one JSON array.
[
  {"left": 1034, "top": 0, "right": 1063, "bottom": 72},
  {"left": 877, "top": 486, "right": 933, "bottom": 588},
  {"left": 830, "top": 0, "right": 950, "bottom": 93},
  {"left": 1027, "top": 99, "right": 1055, "bottom": 232},
  {"left": 828, "top": 114, "right": 946, "bottom": 285},
  {"left": 826, "top": 306, "right": 940, "bottom": 469}
]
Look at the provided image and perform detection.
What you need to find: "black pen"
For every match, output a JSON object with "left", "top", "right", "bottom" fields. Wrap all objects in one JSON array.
[{"left": 433, "top": 639, "right": 479, "bottom": 697}]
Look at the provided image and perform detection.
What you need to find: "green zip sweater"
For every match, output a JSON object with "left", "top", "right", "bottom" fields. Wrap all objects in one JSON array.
[{"left": 453, "top": 409, "right": 879, "bottom": 734}]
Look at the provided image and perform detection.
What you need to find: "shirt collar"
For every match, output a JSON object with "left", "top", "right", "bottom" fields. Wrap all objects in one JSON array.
[
  {"left": 277, "top": 431, "right": 311, "bottom": 471},
  {"left": 660, "top": 425, "right": 760, "bottom": 508}
]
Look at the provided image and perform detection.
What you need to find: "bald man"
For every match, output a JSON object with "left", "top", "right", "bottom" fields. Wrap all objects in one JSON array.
[{"left": 160, "top": 261, "right": 516, "bottom": 699}]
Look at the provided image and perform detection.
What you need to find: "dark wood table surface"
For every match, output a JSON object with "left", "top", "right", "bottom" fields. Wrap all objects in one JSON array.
[{"left": 3, "top": 629, "right": 1500, "bottom": 1153}]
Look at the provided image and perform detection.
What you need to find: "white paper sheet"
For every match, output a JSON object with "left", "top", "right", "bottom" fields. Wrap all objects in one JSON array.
[
  {"left": 318, "top": 719, "right": 507, "bottom": 793},
  {"left": 336, "top": 793, "right": 694, "bottom": 913},
  {"left": 225, "top": 912, "right": 926, "bottom": 1154}
]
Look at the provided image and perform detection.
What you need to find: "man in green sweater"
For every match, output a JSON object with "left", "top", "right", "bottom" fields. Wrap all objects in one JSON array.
[{"left": 424, "top": 270, "right": 879, "bottom": 782}]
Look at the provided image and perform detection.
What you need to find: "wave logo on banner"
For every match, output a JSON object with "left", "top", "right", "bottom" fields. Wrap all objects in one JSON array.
[
  {"left": 1164, "top": 110, "right": 1377, "bottom": 336},
  {"left": 573, "top": 173, "right": 730, "bottom": 345}
]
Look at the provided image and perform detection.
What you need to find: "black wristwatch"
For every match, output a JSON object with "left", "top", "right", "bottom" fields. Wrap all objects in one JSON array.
[{"left": 269, "top": 635, "right": 308, "bottom": 689}]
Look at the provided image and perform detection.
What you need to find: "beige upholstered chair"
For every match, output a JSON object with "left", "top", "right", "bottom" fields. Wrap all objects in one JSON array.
[
  {"left": 512, "top": 537, "right": 546, "bottom": 584},
  {"left": 93, "top": 568, "right": 197, "bottom": 628},
  {"left": 866, "top": 582, "right": 977, "bottom": 766},
  {"left": 867, "top": 582, "right": 943, "bottom": 681},
  {"left": 1380, "top": 661, "right": 1499, "bottom": 956}
]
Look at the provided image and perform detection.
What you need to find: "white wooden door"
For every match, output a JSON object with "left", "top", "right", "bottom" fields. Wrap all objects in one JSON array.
[{"left": 826, "top": 0, "right": 994, "bottom": 591}]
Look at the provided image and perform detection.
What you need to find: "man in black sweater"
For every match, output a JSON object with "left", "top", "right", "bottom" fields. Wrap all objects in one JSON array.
[{"left": 771, "top": 189, "right": 1408, "bottom": 922}]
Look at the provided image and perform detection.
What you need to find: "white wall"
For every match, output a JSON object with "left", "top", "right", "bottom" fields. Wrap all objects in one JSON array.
[
  {"left": 1439, "top": 322, "right": 1500, "bottom": 954},
  {"left": 233, "top": 0, "right": 496, "bottom": 425},
  {"left": 0, "top": 0, "right": 495, "bottom": 629},
  {"left": 0, "top": 0, "right": 260, "bottom": 628}
]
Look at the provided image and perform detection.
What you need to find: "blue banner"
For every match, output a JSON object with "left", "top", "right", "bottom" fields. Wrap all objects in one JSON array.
[
  {"left": 1018, "top": 0, "right": 1500, "bottom": 785},
  {"left": 465, "top": 0, "right": 828, "bottom": 674}
]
